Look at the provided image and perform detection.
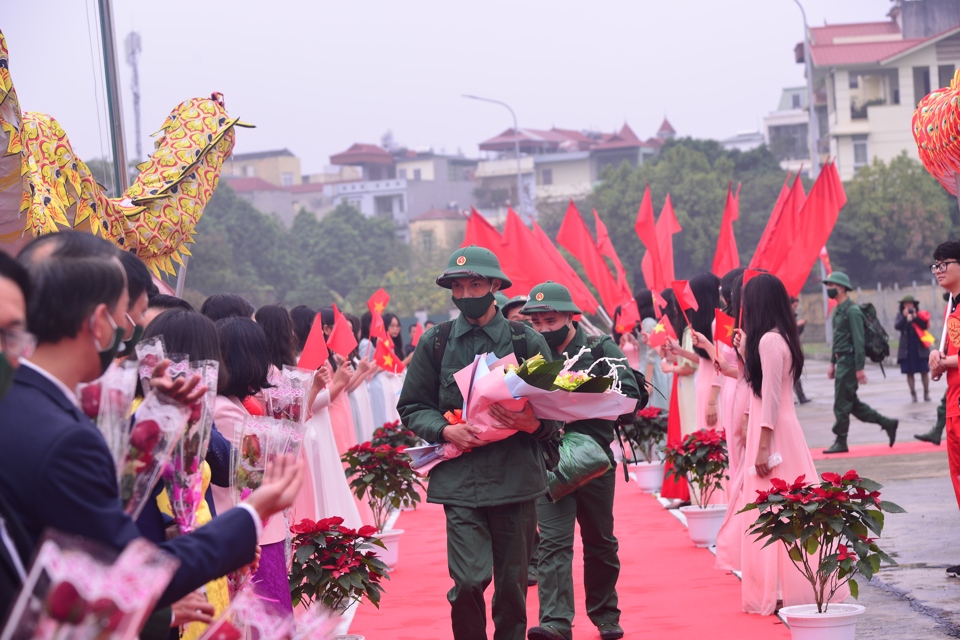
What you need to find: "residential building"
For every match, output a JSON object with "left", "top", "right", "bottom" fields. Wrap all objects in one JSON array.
[
  {"left": 763, "top": 87, "right": 814, "bottom": 176},
  {"left": 720, "top": 131, "right": 766, "bottom": 153},
  {"left": 227, "top": 149, "right": 302, "bottom": 187},
  {"left": 797, "top": 0, "right": 960, "bottom": 180},
  {"left": 222, "top": 177, "right": 295, "bottom": 225},
  {"left": 408, "top": 208, "right": 467, "bottom": 258}
]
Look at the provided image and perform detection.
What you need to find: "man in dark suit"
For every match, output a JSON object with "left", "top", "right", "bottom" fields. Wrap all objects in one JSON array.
[{"left": 0, "top": 236, "right": 303, "bottom": 616}]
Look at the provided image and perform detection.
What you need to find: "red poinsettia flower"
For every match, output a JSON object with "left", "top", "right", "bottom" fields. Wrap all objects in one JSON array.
[
  {"left": 358, "top": 525, "right": 379, "bottom": 537},
  {"left": 837, "top": 544, "right": 857, "bottom": 562},
  {"left": 769, "top": 477, "right": 789, "bottom": 493},
  {"left": 842, "top": 470, "right": 860, "bottom": 482},
  {"left": 821, "top": 472, "right": 842, "bottom": 487}
]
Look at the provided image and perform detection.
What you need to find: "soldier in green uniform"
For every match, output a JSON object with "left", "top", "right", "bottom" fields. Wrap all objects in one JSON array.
[
  {"left": 397, "top": 246, "right": 561, "bottom": 640},
  {"left": 521, "top": 282, "right": 640, "bottom": 640},
  {"left": 823, "top": 272, "right": 898, "bottom": 454}
]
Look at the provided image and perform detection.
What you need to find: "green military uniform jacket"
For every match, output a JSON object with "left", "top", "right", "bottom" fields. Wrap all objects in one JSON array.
[
  {"left": 551, "top": 324, "right": 641, "bottom": 453},
  {"left": 831, "top": 298, "right": 866, "bottom": 370},
  {"left": 398, "top": 312, "right": 561, "bottom": 508}
]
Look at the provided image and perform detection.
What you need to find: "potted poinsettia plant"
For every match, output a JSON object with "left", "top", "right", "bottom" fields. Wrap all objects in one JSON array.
[
  {"left": 664, "top": 428, "right": 729, "bottom": 547},
  {"left": 741, "top": 470, "right": 904, "bottom": 639},
  {"left": 289, "top": 516, "right": 389, "bottom": 612},
  {"left": 620, "top": 407, "right": 668, "bottom": 493},
  {"left": 342, "top": 442, "right": 424, "bottom": 569},
  {"left": 371, "top": 420, "right": 423, "bottom": 449}
]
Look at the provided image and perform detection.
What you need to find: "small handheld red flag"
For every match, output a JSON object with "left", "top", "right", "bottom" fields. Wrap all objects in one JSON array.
[
  {"left": 374, "top": 338, "right": 404, "bottom": 373},
  {"left": 297, "top": 313, "right": 329, "bottom": 370},
  {"left": 411, "top": 322, "right": 424, "bottom": 347},
  {"left": 646, "top": 316, "right": 677, "bottom": 348},
  {"left": 367, "top": 288, "right": 391, "bottom": 315},
  {"left": 369, "top": 310, "right": 388, "bottom": 341},
  {"left": 326, "top": 304, "right": 359, "bottom": 358},
  {"left": 714, "top": 309, "right": 736, "bottom": 348},
  {"left": 615, "top": 299, "right": 641, "bottom": 334},
  {"left": 671, "top": 280, "right": 699, "bottom": 312},
  {"left": 652, "top": 290, "right": 668, "bottom": 319}
]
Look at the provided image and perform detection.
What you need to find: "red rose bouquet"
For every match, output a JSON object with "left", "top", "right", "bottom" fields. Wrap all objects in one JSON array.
[
  {"left": 76, "top": 360, "right": 139, "bottom": 470},
  {"left": 197, "top": 584, "right": 295, "bottom": 640},
  {"left": 342, "top": 443, "right": 423, "bottom": 532},
  {"left": 163, "top": 360, "right": 219, "bottom": 534},
  {"left": 664, "top": 428, "right": 729, "bottom": 508},
  {"left": 263, "top": 365, "right": 312, "bottom": 423},
  {"left": 134, "top": 336, "right": 165, "bottom": 396},
  {"left": 288, "top": 517, "right": 389, "bottom": 611},
  {"left": 230, "top": 416, "right": 306, "bottom": 507},
  {"left": 2, "top": 530, "right": 178, "bottom": 640},
  {"left": 120, "top": 392, "right": 191, "bottom": 520},
  {"left": 741, "top": 471, "right": 905, "bottom": 612}
]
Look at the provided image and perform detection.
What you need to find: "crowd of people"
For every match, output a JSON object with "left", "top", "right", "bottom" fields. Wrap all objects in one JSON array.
[{"left": 1, "top": 231, "right": 959, "bottom": 640}]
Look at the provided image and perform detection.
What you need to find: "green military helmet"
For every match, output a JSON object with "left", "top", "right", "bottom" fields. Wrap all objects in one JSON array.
[
  {"left": 823, "top": 271, "right": 853, "bottom": 291},
  {"left": 436, "top": 245, "right": 513, "bottom": 289},
  {"left": 521, "top": 281, "right": 582, "bottom": 315},
  {"left": 501, "top": 294, "right": 528, "bottom": 317},
  {"left": 494, "top": 291, "right": 510, "bottom": 308}
]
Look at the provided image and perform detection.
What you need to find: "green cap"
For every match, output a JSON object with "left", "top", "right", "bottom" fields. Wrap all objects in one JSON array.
[
  {"left": 899, "top": 294, "right": 918, "bottom": 304},
  {"left": 436, "top": 245, "right": 513, "bottom": 289},
  {"left": 501, "top": 295, "right": 528, "bottom": 316},
  {"left": 494, "top": 292, "right": 510, "bottom": 308},
  {"left": 521, "top": 281, "right": 582, "bottom": 315},
  {"left": 823, "top": 271, "right": 853, "bottom": 290}
]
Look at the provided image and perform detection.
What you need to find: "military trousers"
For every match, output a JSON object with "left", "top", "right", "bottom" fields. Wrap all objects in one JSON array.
[
  {"left": 831, "top": 355, "right": 894, "bottom": 437},
  {"left": 535, "top": 467, "right": 621, "bottom": 637},
  {"left": 444, "top": 500, "right": 538, "bottom": 640},
  {"left": 937, "top": 391, "right": 947, "bottom": 432}
]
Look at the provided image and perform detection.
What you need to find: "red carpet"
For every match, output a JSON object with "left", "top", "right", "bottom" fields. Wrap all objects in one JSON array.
[
  {"left": 350, "top": 483, "right": 790, "bottom": 639},
  {"left": 808, "top": 440, "right": 945, "bottom": 461}
]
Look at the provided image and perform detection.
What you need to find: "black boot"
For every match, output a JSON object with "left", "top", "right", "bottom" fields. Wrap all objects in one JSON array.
[
  {"left": 824, "top": 438, "right": 848, "bottom": 454},
  {"left": 915, "top": 424, "right": 945, "bottom": 445},
  {"left": 882, "top": 419, "right": 899, "bottom": 447}
]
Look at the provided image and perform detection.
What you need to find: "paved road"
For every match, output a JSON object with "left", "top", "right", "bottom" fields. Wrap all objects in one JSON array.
[{"left": 797, "top": 359, "right": 959, "bottom": 638}]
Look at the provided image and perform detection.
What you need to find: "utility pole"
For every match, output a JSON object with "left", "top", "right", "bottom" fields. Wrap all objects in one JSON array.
[
  {"left": 125, "top": 31, "right": 143, "bottom": 163},
  {"left": 97, "top": 0, "right": 129, "bottom": 195}
]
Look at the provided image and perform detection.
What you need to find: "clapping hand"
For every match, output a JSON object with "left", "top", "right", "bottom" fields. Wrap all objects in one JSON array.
[{"left": 149, "top": 360, "right": 207, "bottom": 406}]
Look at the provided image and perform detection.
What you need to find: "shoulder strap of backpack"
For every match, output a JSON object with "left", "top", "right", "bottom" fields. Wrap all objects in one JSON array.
[
  {"left": 432, "top": 321, "right": 454, "bottom": 374},
  {"left": 508, "top": 320, "right": 529, "bottom": 362}
]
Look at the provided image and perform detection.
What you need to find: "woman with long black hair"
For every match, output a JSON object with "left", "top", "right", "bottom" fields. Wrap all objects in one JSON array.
[
  {"left": 659, "top": 289, "right": 692, "bottom": 504},
  {"left": 717, "top": 273, "right": 847, "bottom": 615}
]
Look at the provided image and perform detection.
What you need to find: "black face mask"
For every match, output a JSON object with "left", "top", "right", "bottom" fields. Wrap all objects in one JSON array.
[
  {"left": 453, "top": 292, "right": 495, "bottom": 320},
  {"left": 119, "top": 324, "right": 144, "bottom": 357},
  {"left": 541, "top": 324, "right": 571, "bottom": 348},
  {"left": 93, "top": 313, "right": 124, "bottom": 376},
  {"left": 827, "top": 288, "right": 839, "bottom": 299}
]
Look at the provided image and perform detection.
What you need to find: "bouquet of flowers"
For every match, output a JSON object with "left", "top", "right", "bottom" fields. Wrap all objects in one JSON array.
[
  {"left": 288, "top": 517, "right": 389, "bottom": 611},
  {"left": 264, "top": 365, "right": 312, "bottom": 423},
  {"left": 741, "top": 471, "right": 905, "bottom": 612},
  {"left": 135, "top": 336, "right": 166, "bottom": 396},
  {"left": 0, "top": 531, "right": 178, "bottom": 640},
  {"left": 370, "top": 420, "right": 423, "bottom": 449},
  {"left": 120, "top": 392, "right": 191, "bottom": 520},
  {"left": 162, "top": 360, "right": 219, "bottom": 534},
  {"left": 76, "top": 361, "right": 139, "bottom": 470},
  {"left": 197, "top": 584, "right": 296, "bottom": 640},
  {"left": 342, "top": 443, "right": 423, "bottom": 531},
  {"left": 621, "top": 406, "right": 668, "bottom": 463},
  {"left": 230, "top": 416, "right": 306, "bottom": 507},
  {"left": 664, "top": 429, "right": 729, "bottom": 508}
]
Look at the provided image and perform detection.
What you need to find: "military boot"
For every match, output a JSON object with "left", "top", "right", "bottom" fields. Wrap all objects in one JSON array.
[
  {"left": 915, "top": 424, "right": 945, "bottom": 445},
  {"left": 823, "top": 438, "right": 848, "bottom": 454}
]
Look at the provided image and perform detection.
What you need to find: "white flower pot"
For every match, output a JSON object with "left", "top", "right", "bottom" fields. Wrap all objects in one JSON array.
[
  {"left": 679, "top": 505, "right": 727, "bottom": 547},
  {"left": 375, "top": 528, "right": 404, "bottom": 570},
  {"left": 781, "top": 604, "right": 865, "bottom": 640},
  {"left": 629, "top": 461, "right": 664, "bottom": 493}
]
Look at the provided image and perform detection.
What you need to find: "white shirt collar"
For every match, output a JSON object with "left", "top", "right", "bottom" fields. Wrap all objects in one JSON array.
[{"left": 18, "top": 358, "right": 80, "bottom": 407}]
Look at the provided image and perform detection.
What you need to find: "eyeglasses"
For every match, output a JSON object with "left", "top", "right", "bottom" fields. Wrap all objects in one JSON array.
[
  {"left": 0, "top": 327, "right": 36, "bottom": 360},
  {"left": 931, "top": 261, "right": 959, "bottom": 274}
]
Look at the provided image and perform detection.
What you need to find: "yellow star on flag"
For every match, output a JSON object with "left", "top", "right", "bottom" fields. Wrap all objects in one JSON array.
[
  {"left": 374, "top": 301, "right": 386, "bottom": 314},
  {"left": 383, "top": 354, "right": 394, "bottom": 367}
]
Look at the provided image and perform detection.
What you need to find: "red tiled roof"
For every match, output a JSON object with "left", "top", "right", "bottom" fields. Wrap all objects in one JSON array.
[
  {"left": 330, "top": 143, "right": 394, "bottom": 166},
  {"left": 806, "top": 20, "right": 960, "bottom": 67},
  {"left": 657, "top": 118, "right": 676, "bottom": 135},
  {"left": 411, "top": 208, "right": 466, "bottom": 222},
  {"left": 809, "top": 39, "right": 923, "bottom": 66},
  {"left": 223, "top": 176, "right": 282, "bottom": 192}
]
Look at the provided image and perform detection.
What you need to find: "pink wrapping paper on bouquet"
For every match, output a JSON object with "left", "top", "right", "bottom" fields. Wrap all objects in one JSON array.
[
  {"left": 264, "top": 365, "right": 312, "bottom": 423},
  {"left": 0, "top": 531, "right": 179, "bottom": 640},
  {"left": 135, "top": 336, "right": 165, "bottom": 396},
  {"left": 453, "top": 353, "right": 526, "bottom": 438}
]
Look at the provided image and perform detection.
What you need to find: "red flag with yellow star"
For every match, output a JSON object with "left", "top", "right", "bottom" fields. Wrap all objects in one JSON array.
[
  {"left": 374, "top": 338, "right": 404, "bottom": 373},
  {"left": 367, "top": 288, "right": 391, "bottom": 315},
  {"left": 369, "top": 310, "right": 388, "bottom": 341},
  {"left": 646, "top": 315, "right": 677, "bottom": 348},
  {"left": 615, "top": 299, "right": 640, "bottom": 334},
  {"left": 715, "top": 309, "right": 736, "bottom": 347},
  {"left": 411, "top": 321, "right": 424, "bottom": 347}
]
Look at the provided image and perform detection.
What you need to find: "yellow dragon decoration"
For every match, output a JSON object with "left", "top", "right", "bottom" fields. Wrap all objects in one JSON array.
[{"left": 0, "top": 28, "right": 252, "bottom": 275}]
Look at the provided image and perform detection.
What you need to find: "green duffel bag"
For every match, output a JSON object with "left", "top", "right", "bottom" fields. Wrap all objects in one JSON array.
[{"left": 546, "top": 432, "right": 612, "bottom": 502}]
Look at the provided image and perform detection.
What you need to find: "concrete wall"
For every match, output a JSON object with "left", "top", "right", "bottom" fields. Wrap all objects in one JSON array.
[
  {"left": 234, "top": 189, "right": 294, "bottom": 226},
  {"left": 406, "top": 179, "right": 476, "bottom": 215},
  {"left": 229, "top": 155, "right": 302, "bottom": 186},
  {"left": 396, "top": 158, "right": 436, "bottom": 181},
  {"left": 901, "top": 0, "right": 960, "bottom": 39}
]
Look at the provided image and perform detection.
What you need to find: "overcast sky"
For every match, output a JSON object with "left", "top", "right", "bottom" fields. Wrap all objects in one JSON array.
[{"left": 5, "top": 0, "right": 891, "bottom": 175}]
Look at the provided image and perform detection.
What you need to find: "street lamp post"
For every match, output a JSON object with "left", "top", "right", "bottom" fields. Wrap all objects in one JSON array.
[{"left": 463, "top": 94, "right": 527, "bottom": 222}]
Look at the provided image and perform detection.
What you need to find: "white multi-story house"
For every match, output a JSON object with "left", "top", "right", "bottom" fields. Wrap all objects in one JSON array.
[
  {"left": 799, "top": 0, "right": 960, "bottom": 180},
  {"left": 763, "top": 87, "right": 814, "bottom": 177}
]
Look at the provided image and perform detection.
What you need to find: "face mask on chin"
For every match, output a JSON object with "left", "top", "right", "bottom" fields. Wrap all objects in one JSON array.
[
  {"left": 93, "top": 311, "right": 125, "bottom": 376},
  {"left": 452, "top": 292, "right": 495, "bottom": 320}
]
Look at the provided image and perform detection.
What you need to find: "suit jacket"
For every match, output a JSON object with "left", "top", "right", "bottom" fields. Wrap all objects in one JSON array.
[
  {"left": 0, "top": 490, "right": 31, "bottom": 621},
  {"left": 0, "top": 366, "right": 258, "bottom": 612}
]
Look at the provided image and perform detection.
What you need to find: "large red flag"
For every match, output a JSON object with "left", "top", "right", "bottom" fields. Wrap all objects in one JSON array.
[
  {"left": 461, "top": 208, "right": 518, "bottom": 293},
  {"left": 641, "top": 194, "right": 682, "bottom": 289},
  {"left": 556, "top": 201, "right": 623, "bottom": 316},
  {"left": 327, "top": 304, "right": 358, "bottom": 358},
  {"left": 593, "top": 209, "right": 632, "bottom": 304},
  {"left": 634, "top": 186, "right": 664, "bottom": 291},
  {"left": 297, "top": 313, "right": 329, "bottom": 370},
  {"left": 763, "top": 174, "right": 807, "bottom": 276},
  {"left": 711, "top": 183, "right": 741, "bottom": 277},
  {"left": 750, "top": 173, "right": 793, "bottom": 269},
  {"left": 367, "top": 288, "right": 390, "bottom": 315},
  {"left": 500, "top": 208, "right": 549, "bottom": 296},
  {"left": 778, "top": 163, "right": 847, "bottom": 297},
  {"left": 531, "top": 222, "right": 600, "bottom": 314}
]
